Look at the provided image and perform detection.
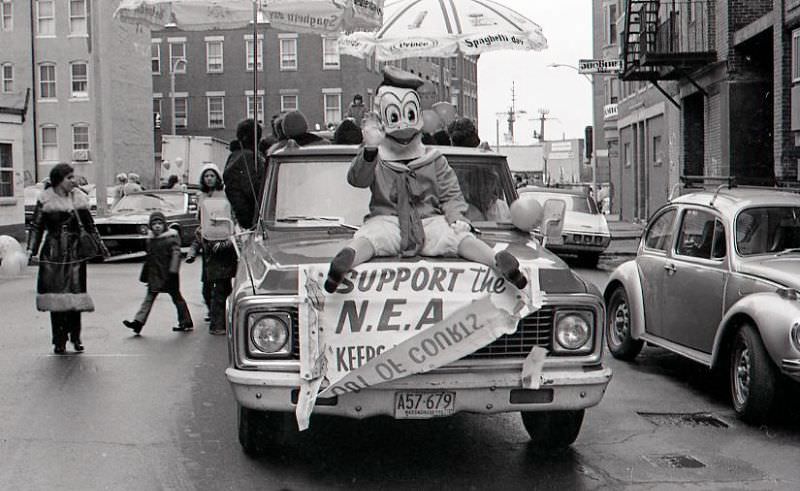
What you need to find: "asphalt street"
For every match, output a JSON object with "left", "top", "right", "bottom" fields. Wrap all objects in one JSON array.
[{"left": 0, "top": 258, "right": 798, "bottom": 490}]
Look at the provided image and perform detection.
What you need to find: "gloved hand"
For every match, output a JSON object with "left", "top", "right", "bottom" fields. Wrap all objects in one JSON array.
[
  {"left": 361, "top": 112, "right": 385, "bottom": 148},
  {"left": 185, "top": 255, "right": 196, "bottom": 264},
  {"left": 450, "top": 220, "right": 471, "bottom": 234}
]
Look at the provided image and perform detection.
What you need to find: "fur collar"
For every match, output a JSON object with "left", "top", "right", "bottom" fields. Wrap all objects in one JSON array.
[{"left": 38, "top": 187, "right": 90, "bottom": 212}]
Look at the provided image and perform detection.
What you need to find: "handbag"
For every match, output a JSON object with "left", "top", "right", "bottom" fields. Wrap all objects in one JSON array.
[{"left": 72, "top": 208, "right": 101, "bottom": 260}]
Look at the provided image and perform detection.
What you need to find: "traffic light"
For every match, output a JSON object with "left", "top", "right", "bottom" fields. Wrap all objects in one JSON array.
[{"left": 584, "top": 125, "right": 593, "bottom": 160}]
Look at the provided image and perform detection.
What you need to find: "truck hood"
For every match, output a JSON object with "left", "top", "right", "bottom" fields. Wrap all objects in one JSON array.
[
  {"left": 239, "top": 229, "right": 590, "bottom": 296},
  {"left": 737, "top": 256, "right": 800, "bottom": 289},
  {"left": 562, "top": 211, "right": 610, "bottom": 235}
]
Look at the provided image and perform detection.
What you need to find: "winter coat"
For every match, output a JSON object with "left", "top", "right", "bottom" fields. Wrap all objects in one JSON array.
[
  {"left": 223, "top": 148, "right": 265, "bottom": 229},
  {"left": 190, "top": 186, "right": 238, "bottom": 282},
  {"left": 27, "top": 188, "right": 99, "bottom": 312},
  {"left": 139, "top": 228, "right": 182, "bottom": 292}
]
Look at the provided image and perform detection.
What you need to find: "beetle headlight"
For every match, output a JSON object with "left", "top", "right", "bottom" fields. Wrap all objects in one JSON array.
[
  {"left": 138, "top": 224, "right": 150, "bottom": 235},
  {"left": 248, "top": 313, "right": 290, "bottom": 355},
  {"left": 553, "top": 311, "right": 593, "bottom": 353},
  {"left": 792, "top": 323, "right": 800, "bottom": 351}
]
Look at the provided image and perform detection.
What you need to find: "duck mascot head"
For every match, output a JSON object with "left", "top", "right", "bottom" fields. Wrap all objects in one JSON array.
[{"left": 368, "top": 66, "right": 426, "bottom": 161}]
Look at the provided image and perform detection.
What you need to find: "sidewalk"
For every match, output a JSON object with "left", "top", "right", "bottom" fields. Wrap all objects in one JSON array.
[{"left": 606, "top": 214, "right": 644, "bottom": 239}]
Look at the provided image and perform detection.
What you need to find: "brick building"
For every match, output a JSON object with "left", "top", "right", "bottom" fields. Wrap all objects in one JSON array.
[
  {"left": 151, "top": 25, "right": 479, "bottom": 156},
  {"left": 0, "top": 0, "right": 152, "bottom": 189},
  {"left": 594, "top": 1, "right": 800, "bottom": 221}
]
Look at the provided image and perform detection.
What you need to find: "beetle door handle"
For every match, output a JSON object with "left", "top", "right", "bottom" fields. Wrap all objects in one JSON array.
[{"left": 664, "top": 263, "right": 677, "bottom": 274}]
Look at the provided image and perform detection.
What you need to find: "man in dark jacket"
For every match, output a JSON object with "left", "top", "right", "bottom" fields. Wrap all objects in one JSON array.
[
  {"left": 223, "top": 119, "right": 265, "bottom": 229},
  {"left": 123, "top": 211, "right": 193, "bottom": 333}
]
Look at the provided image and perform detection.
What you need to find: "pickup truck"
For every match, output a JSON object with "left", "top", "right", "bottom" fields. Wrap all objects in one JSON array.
[{"left": 226, "top": 144, "right": 612, "bottom": 455}]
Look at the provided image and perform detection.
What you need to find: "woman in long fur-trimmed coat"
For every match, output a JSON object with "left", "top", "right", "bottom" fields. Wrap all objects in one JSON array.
[{"left": 27, "top": 163, "right": 107, "bottom": 354}]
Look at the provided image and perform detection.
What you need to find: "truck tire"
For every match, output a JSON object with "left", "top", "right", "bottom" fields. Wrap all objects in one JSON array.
[
  {"left": 520, "top": 410, "right": 584, "bottom": 450},
  {"left": 606, "top": 286, "right": 644, "bottom": 361},
  {"left": 237, "top": 405, "right": 293, "bottom": 457},
  {"left": 729, "top": 324, "right": 777, "bottom": 424}
]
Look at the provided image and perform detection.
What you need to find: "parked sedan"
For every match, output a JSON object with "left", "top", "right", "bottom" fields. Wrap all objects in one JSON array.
[
  {"left": 94, "top": 189, "right": 199, "bottom": 255},
  {"left": 605, "top": 187, "right": 800, "bottom": 423},
  {"left": 518, "top": 187, "right": 611, "bottom": 267}
]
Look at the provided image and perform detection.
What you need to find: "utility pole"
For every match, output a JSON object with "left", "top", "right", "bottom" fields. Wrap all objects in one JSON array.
[{"left": 495, "top": 82, "right": 527, "bottom": 145}]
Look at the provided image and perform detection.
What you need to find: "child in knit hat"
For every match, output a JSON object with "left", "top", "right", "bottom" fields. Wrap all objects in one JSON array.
[{"left": 123, "top": 211, "right": 193, "bottom": 334}]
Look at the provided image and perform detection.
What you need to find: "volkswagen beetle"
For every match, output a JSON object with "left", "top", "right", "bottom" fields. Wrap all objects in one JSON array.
[{"left": 605, "top": 186, "right": 800, "bottom": 423}]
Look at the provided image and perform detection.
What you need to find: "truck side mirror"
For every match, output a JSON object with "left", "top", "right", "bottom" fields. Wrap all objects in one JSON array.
[{"left": 542, "top": 199, "right": 566, "bottom": 246}]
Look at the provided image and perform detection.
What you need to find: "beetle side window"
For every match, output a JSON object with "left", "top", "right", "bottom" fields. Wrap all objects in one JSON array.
[
  {"left": 644, "top": 209, "right": 676, "bottom": 251},
  {"left": 711, "top": 219, "right": 727, "bottom": 259},
  {"left": 676, "top": 209, "right": 720, "bottom": 260}
]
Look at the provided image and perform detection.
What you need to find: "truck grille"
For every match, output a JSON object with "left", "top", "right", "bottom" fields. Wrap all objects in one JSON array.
[{"left": 288, "top": 306, "right": 554, "bottom": 360}]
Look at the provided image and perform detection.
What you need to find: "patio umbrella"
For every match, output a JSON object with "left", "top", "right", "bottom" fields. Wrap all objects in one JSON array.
[
  {"left": 338, "top": 0, "right": 547, "bottom": 61},
  {"left": 114, "top": 0, "right": 384, "bottom": 34}
]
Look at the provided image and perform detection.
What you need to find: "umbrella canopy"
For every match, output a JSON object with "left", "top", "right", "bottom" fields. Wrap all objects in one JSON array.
[
  {"left": 114, "top": 0, "right": 384, "bottom": 34},
  {"left": 339, "top": 0, "right": 547, "bottom": 60}
]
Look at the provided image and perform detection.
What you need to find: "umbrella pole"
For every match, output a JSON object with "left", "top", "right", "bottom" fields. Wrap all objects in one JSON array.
[{"left": 252, "top": 0, "right": 258, "bottom": 157}]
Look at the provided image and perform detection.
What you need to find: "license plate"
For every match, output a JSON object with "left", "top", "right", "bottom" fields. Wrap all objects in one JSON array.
[{"left": 394, "top": 391, "right": 455, "bottom": 419}]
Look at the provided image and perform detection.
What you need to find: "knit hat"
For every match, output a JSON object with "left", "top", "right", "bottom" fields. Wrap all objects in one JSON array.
[
  {"left": 149, "top": 211, "right": 166, "bottom": 227},
  {"left": 281, "top": 111, "right": 309, "bottom": 138}
]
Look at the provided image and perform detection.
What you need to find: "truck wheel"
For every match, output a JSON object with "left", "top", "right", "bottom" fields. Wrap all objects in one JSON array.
[
  {"left": 237, "top": 405, "right": 293, "bottom": 457},
  {"left": 606, "top": 287, "right": 643, "bottom": 361},
  {"left": 520, "top": 410, "right": 584, "bottom": 450},
  {"left": 729, "top": 324, "right": 777, "bottom": 424}
]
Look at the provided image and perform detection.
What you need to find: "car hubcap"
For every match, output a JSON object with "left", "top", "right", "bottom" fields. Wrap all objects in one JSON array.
[
  {"left": 734, "top": 347, "right": 751, "bottom": 405},
  {"left": 611, "top": 300, "right": 630, "bottom": 347}
]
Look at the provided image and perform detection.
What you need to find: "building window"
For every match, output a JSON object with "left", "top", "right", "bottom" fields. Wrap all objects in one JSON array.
[
  {"left": 1, "top": 0, "right": 12, "bottom": 32},
  {"left": 604, "top": 4, "right": 617, "bottom": 45},
  {"left": 41, "top": 126, "right": 58, "bottom": 161},
  {"left": 69, "top": 0, "right": 87, "bottom": 35},
  {"left": 151, "top": 41, "right": 161, "bottom": 74},
  {"left": 280, "top": 94, "right": 298, "bottom": 112},
  {"left": 70, "top": 62, "right": 88, "bottom": 98},
  {"left": 324, "top": 92, "right": 341, "bottom": 125},
  {"left": 153, "top": 97, "right": 161, "bottom": 129},
  {"left": 72, "top": 124, "right": 89, "bottom": 151},
  {"left": 36, "top": 0, "right": 55, "bottom": 36},
  {"left": 623, "top": 142, "right": 631, "bottom": 167},
  {"left": 206, "top": 40, "right": 223, "bottom": 73},
  {"left": 207, "top": 96, "right": 224, "bottom": 128},
  {"left": 39, "top": 64, "right": 56, "bottom": 100},
  {"left": 1, "top": 63, "right": 12, "bottom": 93},
  {"left": 652, "top": 135, "right": 662, "bottom": 166},
  {"left": 793, "top": 29, "right": 800, "bottom": 82},
  {"left": 280, "top": 38, "right": 298, "bottom": 71},
  {"left": 0, "top": 143, "right": 12, "bottom": 197},
  {"left": 322, "top": 37, "right": 340, "bottom": 70},
  {"left": 169, "top": 42, "right": 186, "bottom": 73},
  {"left": 246, "top": 94, "right": 264, "bottom": 123},
  {"left": 245, "top": 37, "right": 263, "bottom": 72},
  {"left": 174, "top": 97, "right": 187, "bottom": 127}
]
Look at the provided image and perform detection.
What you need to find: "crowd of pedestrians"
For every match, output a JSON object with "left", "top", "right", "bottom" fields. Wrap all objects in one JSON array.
[{"left": 24, "top": 98, "right": 487, "bottom": 352}]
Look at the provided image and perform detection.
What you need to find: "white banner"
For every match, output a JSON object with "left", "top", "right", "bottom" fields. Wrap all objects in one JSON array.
[{"left": 296, "top": 261, "right": 543, "bottom": 429}]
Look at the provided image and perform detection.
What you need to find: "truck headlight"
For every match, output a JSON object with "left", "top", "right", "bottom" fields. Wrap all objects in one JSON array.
[
  {"left": 553, "top": 311, "right": 593, "bottom": 354},
  {"left": 138, "top": 224, "right": 150, "bottom": 235},
  {"left": 248, "top": 313, "right": 290, "bottom": 355}
]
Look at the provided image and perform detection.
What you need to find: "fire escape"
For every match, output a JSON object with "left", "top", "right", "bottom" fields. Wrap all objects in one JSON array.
[{"left": 621, "top": 0, "right": 716, "bottom": 107}]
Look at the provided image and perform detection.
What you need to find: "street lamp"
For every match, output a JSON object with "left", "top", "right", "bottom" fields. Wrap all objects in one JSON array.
[
  {"left": 546, "top": 62, "right": 597, "bottom": 195},
  {"left": 170, "top": 58, "right": 187, "bottom": 135}
]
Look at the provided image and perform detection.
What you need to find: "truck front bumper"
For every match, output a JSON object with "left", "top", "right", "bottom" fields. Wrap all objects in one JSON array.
[{"left": 226, "top": 365, "right": 612, "bottom": 418}]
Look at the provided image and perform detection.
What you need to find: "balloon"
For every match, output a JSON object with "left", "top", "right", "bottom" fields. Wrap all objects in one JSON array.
[
  {"left": 510, "top": 195, "right": 543, "bottom": 232},
  {"left": 0, "top": 236, "right": 27, "bottom": 277}
]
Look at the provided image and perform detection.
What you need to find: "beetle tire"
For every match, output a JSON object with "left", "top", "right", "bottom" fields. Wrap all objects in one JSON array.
[
  {"left": 606, "top": 287, "right": 644, "bottom": 361},
  {"left": 520, "top": 410, "right": 584, "bottom": 450},
  {"left": 237, "top": 405, "right": 293, "bottom": 456},
  {"left": 729, "top": 324, "right": 777, "bottom": 424}
]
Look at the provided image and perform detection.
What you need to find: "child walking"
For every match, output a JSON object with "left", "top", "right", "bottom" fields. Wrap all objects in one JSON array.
[{"left": 123, "top": 211, "right": 193, "bottom": 334}]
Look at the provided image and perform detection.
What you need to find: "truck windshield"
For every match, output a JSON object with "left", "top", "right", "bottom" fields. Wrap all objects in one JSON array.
[{"left": 270, "top": 159, "right": 513, "bottom": 227}]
